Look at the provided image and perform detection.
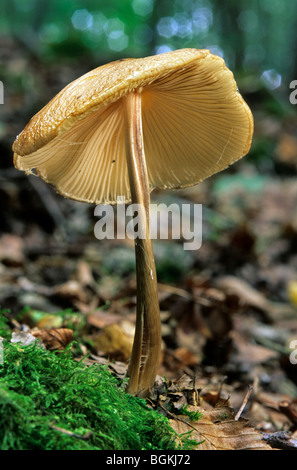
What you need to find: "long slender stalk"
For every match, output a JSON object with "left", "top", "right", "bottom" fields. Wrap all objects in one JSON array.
[{"left": 124, "top": 90, "right": 161, "bottom": 397}]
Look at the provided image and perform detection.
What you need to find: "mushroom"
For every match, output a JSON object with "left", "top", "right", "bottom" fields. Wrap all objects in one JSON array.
[{"left": 12, "top": 49, "right": 253, "bottom": 396}]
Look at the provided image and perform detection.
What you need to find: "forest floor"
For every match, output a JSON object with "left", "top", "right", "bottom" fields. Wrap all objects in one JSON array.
[
  {"left": 1, "top": 157, "right": 297, "bottom": 449},
  {"left": 1, "top": 37, "right": 297, "bottom": 450}
]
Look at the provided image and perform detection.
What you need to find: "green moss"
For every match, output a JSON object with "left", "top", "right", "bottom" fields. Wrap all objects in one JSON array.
[
  {"left": 0, "top": 312, "right": 11, "bottom": 340},
  {"left": 180, "top": 405, "right": 203, "bottom": 422},
  {"left": 0, "top": 340, "right": 193, "bottom": 450}
]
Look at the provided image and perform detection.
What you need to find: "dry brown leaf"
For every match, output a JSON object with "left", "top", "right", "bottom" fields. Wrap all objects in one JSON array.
[
  {"left": 170, "top": 405, "right": 272, "bottom": 450},
  {"left": 0, "top": 234, "right": 24, "bottom": 266},
  {"left": 88, "top": 354, "right": 128, "bottom": 379},
  {"left": 76, "top": 260, "right": 95, "bottom": 287},
  {"left": 75, "top": 296, "right": 99, "bottom": 315},
  {"left": 90, "top": 323, "right": 134, "bottom": 362},
  {"left": 230, "top": 331, "right": 278, "bottom": 365},
  {"left": 276, "top": 133, "right": 297, "bottom": 164},
  {"left": 173, "top": 347, "right": 200, "bottom": 367},
  {"left": 215, "top": 276, "right": 271, "bottom": 312},
  {"left": 249, "top": 401, "right": 291, "bottom": 432},
  {"left": 32, "top": 327, "right": 73, "bottom": 351},
  {"left": 215, "top": 275, "right": 295, "bottom": 321},
  {"left": 278, "top": 400, "right": 297, "bottom": 427},
  {"left": 87, "top": 309, "right": 126, "bottom": 329},
  {"left": 53, "top": 280, "right": 88, "bottom": 303}
]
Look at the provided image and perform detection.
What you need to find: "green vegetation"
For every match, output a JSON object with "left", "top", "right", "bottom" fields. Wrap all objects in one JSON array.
[
  {"left": 0, "top": 311, "right": 11, "bottom": 339},
  {"left": 0, "top": 334, "right": 196, "bottom": 450},
  {"left": 180, "top": 405, "right": 203, "bottom": 422},
  {"left": 2, "top": 0, "right": 296, "bottom": 84}
]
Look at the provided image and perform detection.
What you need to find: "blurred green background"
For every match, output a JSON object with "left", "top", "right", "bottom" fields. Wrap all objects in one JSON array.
[
  {"left": 1, "top": 0, "right": 297, "bottom": 157},
  {"left": 0, "top": 0, "right": 297, "bottom": 296},
  {"left": 1, "top": 0, "right": 296, "bottom": 76},
  {"left": 1, "top": 0, "right": 297, "bottom": 164}
]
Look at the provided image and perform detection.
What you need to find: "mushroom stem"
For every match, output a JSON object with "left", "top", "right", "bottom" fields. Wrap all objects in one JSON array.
[{"left": 124, "top": 90, "right": 161, "bottom": 397}]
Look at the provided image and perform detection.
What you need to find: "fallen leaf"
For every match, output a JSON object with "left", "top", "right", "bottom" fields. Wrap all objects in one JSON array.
[
  {"left": 278, "top": 400, "right": 297, "bottom": 427},
  {"left": 288, "top": 281, "right": 297, "bottom": 308},
  {"left": 262, "top": 431, "right": 297, "bottom": 450},
  {"left": 53, "top": 280, "right": 88, "bottom": 303},
  {"left": 215, "top": 276, "right": 270, "bottom": 312},
  {"left": 0, "top": 234, "right": 24, "bottom": 266},
  {"left": 76, "top": 260, "right": 95, "bottom": 287},
  {"left": 276, "top": 133, "right": 297, "bottom": 164},
  {"left": 230, "top": 331, "right": 278, "bottom": 365},
  {"left": 173, "top": 347, "right": 199, "bottom": 367},
  {"left": 31, "top": 328, "right": 73, "bottom": 351},
  {"left": 215, "top": 275, "right": 295, "bottom": 321},
  {"left": 87, "top": 309, "right": 126, "bottom": 329},
  {"left": 90, "top": 323, "right": 134, "bottom": 362},
  {"left": 170, "top": 404, "right": 272, "bottom": 450},
  {"left": 88, "top": 354, "right": 128, "bottom": 379}
]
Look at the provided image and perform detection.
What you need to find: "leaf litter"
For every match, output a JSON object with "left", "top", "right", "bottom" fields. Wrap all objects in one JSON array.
[{"left": 1, "top": 78, "right": 297, "bottom": 449}]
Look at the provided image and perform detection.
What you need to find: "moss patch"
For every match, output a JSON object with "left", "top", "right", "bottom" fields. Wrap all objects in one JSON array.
[{"left": 0, "top": 340, "right": 190, "bottom": 450}]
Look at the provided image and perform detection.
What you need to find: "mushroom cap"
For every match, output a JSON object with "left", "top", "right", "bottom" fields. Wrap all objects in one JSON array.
[{"left": 13, "top": 48, "right": 253, "bottom": 204}]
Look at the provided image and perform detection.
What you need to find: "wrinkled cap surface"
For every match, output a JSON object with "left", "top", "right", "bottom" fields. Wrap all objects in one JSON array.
[{"left": 13, "top": 48, "right": 253, "bottom": 204}]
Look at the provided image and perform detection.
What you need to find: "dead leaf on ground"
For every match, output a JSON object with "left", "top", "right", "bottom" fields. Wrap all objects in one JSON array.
[
  {"left": 89, "top": 323, "right": 134, "bottom": 362},
  {"left": 170, "top": 404, "right": 272, "bottom": 450},
  {"left": 87, "top": 309, "right": 126, "bottom": 329},
  {"left": 173, "top": 347, "right": 200, "bottom": 367},
  {"left": 230, "top": 330, "right": 279, "bottom": 365},
  {"left": 278, "top": 400, "right": 297, "bottom": 428},
  {"left": 215, "top": 275, "right": 295, "bottom": 321},
  {"left": 262, "top": 430, "right": 297, "bottom": 450},
  {"left": 53, "top": 280, "right": 88, "bottom": 303},
  {"left": 32, "top": 327, "right": 74, "bottom": 351},
  {"left": 76, "top": 260, "right": 95, "bottom": 287},
  {"left": 87, "top": 354, "right": 128, "bottom": 379},
  {"left": 10, "top": 324, "right": 74, "bottom": 351},
  {"left": 276, "top": 133, "right": 297, "bottom": 164},
  {"left": 0, "top": 234, "right": 24, "bottom": 266}
]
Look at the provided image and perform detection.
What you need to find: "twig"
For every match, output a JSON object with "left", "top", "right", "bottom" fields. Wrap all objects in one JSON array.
[
  {"left": 235, "top": 385, "right": 253, "bottom": 421},
  {"left": 217, "top": 376, "right": 227, "bottom": 400},
  {"left": 50, "top": 423, "right": 92, "bottom": 440}
]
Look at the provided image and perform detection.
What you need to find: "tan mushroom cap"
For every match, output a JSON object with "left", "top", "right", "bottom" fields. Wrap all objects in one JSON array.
[{"left": 13, "top": 48, "right": 253, "bottom": 205}]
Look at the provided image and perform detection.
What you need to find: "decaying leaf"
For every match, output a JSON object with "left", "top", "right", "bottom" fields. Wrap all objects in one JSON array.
[
  {"left": 278, "top": 400, "right": 297, "bottom": 427},
  {"left": 215, "top": 275, "right": 295, "bottom": 321},
  {"left": 170, "top": 404, "right": 272, "bottom": 450},
  {"left": 288, "top": 281, "right": 297, "bottom": 308},
  {"left": 53, "top": 280, "right": 88, "bottom": 303},
  {"left": 262, "top": 431, "right": 297, "bottom": 450},
  {"left": 10, "top": 324, "right": 73, "bottom": 351},
  {"left": 31, "top": 327, "right": 73, "bottom": 351},
  {"left": 89, "top": 323, "right": 134, "bottom": 362},
  {"left": 0, "top": 234, "right": 24, "bottom": 266}
]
